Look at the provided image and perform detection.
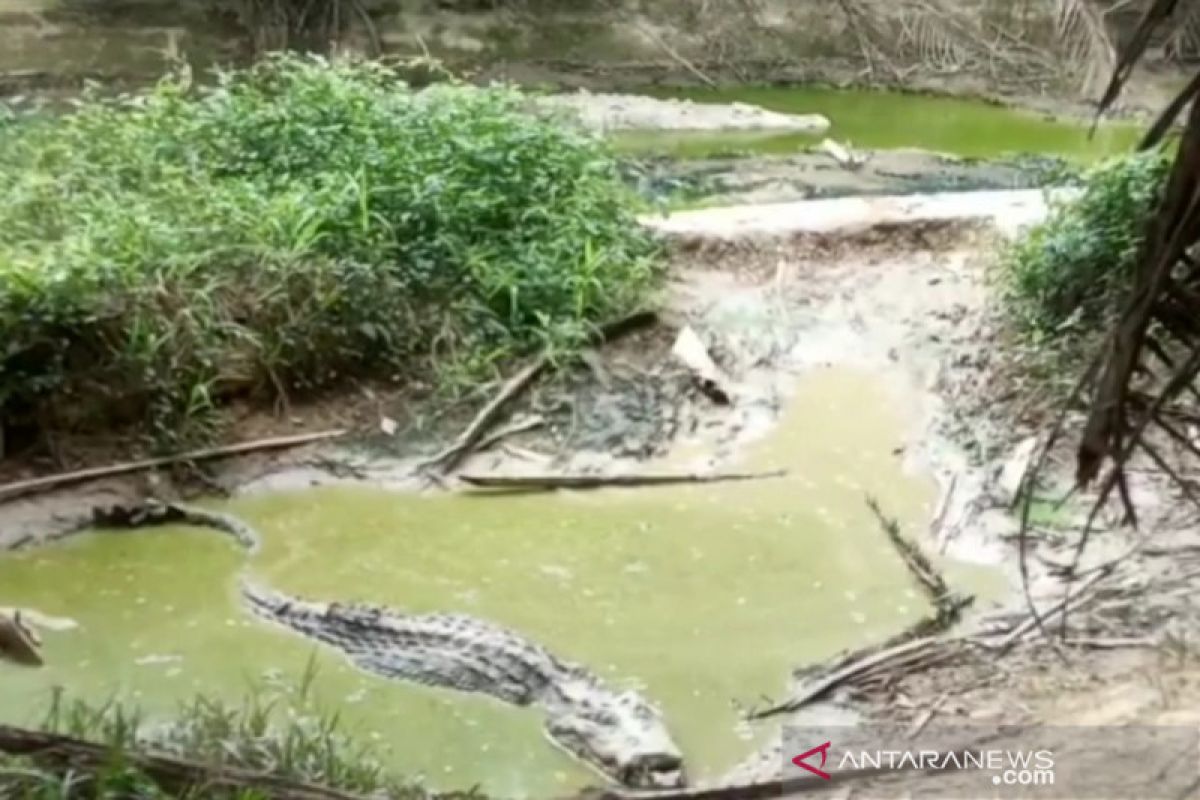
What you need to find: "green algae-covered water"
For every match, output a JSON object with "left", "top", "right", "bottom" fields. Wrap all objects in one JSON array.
[
  {"left": 0, "top": 369, "right": 997, "bottom": 796},
  {"left": 616, "top": 86, "right": 1141, "bottom": 160}
]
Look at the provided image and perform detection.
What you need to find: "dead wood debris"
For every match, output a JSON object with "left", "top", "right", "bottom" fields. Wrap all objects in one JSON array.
[
  {"left": 748, "top": 634, "right": 961, "bottom": 719},
  {"left": 419, "top": 311, "right": 658, "bottom": 476},
  {"left": 417, "top": 359, "right": 549, "bottom": 476},
  {"left": 747, "top": 541, "right": 1199, "bottom": 722}
]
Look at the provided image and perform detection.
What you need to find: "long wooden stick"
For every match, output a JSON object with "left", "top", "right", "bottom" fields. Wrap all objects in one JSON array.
[
  {"left": 459, "top": 470, "right": 787, "bottom": 492},
  {"left": 0, "top": 430, "right": 346, "bottom": 503},
  {"left": 0, "top": 724, "right": 368, "bottom": 800}
]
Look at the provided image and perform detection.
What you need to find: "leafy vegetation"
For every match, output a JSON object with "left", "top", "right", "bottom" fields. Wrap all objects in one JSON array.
[
  {"left": 1001, "top": 148, "right": 1170, "bottom": 342},
  {"left": 0, "top": 55, "right": 658, "bottom": 449},
  {"left": 1, "top": 665, "right": 438, "bottom": 798}
]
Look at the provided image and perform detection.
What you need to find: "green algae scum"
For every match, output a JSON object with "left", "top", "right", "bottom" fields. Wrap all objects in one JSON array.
[
  {"left": 616, "top": 87, "right": 1140, "bottom": 160},
  {"left": 0, "top": 369, "right": 999, "bottom": 796}
]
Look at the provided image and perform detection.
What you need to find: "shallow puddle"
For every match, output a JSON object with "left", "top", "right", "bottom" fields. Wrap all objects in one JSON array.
[{"left": 0, "top": 368, "right": 999, "bottom": 796}]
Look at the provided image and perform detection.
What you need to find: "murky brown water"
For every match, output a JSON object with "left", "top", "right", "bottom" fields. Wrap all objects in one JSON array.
[{"left": 0, "top": 368, "right": 999, "bottom": 796}]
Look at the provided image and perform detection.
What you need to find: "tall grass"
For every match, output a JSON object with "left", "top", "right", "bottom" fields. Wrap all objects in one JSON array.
[
  {"left": 1, "top": 663, "right": 437, "bottom": 798},
  {"left": 0, "top": 55, "right": 658, "bottom": 449}
]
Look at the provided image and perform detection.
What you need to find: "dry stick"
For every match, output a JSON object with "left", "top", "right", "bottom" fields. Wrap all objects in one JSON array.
[
  {"left": 0, "top": 724, "right": 367, "bottom": 800},
  {"left": 472, "top": 415, "right": 546, "bottom": 454},
  {"left": 0, "top": 430, "right": 346, "bottom": 504},
  {"left": 420, "top": 311, "right": 658, "bottom": 476},
  {"left": 982, "top": 567, "right": 1111, "bottom": 652},
  {"left": 1065, "top": 636, "right": 1155, "bottom": 650},
  {"left": 907, "top": 693, "right": 950, "bottom": 739},
  {"left": 629, "top": 20, "right": 717, "bottom": 87},
  {"left": 458, "top": 470, "right": 787, "bottom": 492},
  {"left": 419, "top": 360, "right": 550, "bottom": 476}
]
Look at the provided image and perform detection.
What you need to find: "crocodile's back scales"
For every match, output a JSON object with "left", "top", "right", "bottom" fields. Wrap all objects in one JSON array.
[{"left": 243, "top": 584, "right": 565, "bottom": 706}]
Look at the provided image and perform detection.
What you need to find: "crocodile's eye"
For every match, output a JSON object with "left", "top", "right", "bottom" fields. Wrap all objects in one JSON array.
[{"left": 591, "top": 710, "right": 619, "bottom": 727}]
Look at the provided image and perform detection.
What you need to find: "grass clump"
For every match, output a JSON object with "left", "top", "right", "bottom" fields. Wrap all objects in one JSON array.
[
  {"left": 1001, "top": 148, "right": 1170, "bottom": 343},
  {"left": 0, "top": 55, "right": 658, "bottom": 449},
  {"left": 1, "top": 667, "right": 442, "bottom": 798}
]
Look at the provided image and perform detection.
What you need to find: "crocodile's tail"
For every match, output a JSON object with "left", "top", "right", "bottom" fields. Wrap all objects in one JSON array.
[{"left": 93, "top": 503, "right": 261, "bottom": 553}]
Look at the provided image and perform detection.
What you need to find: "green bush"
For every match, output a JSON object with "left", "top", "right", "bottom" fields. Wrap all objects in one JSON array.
[
  {"left": 1002, "top": 148, "right": 1170, "bottom": 340},
  {"left": 0, "top": 56, "right": 658, "bottom": 448}
]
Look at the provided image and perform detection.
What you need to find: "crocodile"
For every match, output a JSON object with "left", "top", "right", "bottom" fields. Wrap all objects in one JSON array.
[
  {"left": 242, "top": 582, "right": 686, "bottom": 788},
  {"left": 79, "top": 502, "right": 685, "bottom": 788}
]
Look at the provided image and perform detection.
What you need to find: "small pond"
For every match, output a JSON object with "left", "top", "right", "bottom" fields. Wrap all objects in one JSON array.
[
  {"left": 0, "top": 368, "right": 1001, "bottom": 796},
  {"left": 615, "top": 86, "right": 1141, "bottom": 160}
]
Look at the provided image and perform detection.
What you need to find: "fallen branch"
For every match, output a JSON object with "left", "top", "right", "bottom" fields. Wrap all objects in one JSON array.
[
  {"left": 0, "top": 724, "right": 367, "bottom": 800},
  {"left": 867, "top": 496, "right": 971, "bottom": 625},
  {"left": 629, "top": 20, "right": 717, "bottom": 87},
  {"left": 748, "top": 635, "right": 950, "bottom": 719},
  {"left": 458, "top": 469, "right": 786, "bottom": 492},
  {"left": 420, "top": 311, "right": 658, "bottom": 475},
  {"left": 1065, "top": 636, "right": 1155, "bottom": 650},
  {"left": 0, "top": 430, "right": 346, "bottom": 504},
  {"left": 906, "top": 693, "right": 950, "bottom": 739},
  {"left": 979, "top": 567, "right": 1111, "bottom": 652},
  {"left": 473, "top": 416, "right": 546, "bottom": 456},
  {"left": 419, "top": 360, "right": 549, "bottom": 476}
]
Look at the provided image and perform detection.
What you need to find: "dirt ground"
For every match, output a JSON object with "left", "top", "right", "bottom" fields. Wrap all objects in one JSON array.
[{"left": 3, "top": 189, "right": 1200, "bottom": 797}]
